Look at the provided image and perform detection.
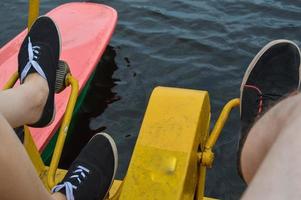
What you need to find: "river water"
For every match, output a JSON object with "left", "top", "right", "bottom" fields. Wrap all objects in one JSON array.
[{"left": 1, "top": 0, "right": 301, "bottom": 199}]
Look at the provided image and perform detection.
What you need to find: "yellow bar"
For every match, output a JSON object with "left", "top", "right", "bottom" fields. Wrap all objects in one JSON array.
[
  {"left": 28, "top": 0, "right": 40, "bottom": 29},
  {"left": 2, "top": 72, "right": 18, "bottom": 90},
  {"left": 205, "top": 98, "right": 240, "bottom": 149},
  {"left": 24, "top": 125, "right": 47, "bottom": 177},
  {"left": 47, "top": 74, "right": 79, "bottom": 189},
  {"left": 109, "top": 180, "right": 124, "bottom": 200}
]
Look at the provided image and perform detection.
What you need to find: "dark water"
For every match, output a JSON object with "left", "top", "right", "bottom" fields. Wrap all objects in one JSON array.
[{"left": 2, "top": 1, "right": 301, "bottom": 199}]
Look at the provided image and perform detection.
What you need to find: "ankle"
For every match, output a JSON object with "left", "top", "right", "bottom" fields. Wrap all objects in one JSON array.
[
  {"left": 22, "top": 74, "right": 49, "bottom": 124},
  {"left": 51, "top": 192, "right": 67, "bottom": 200}
]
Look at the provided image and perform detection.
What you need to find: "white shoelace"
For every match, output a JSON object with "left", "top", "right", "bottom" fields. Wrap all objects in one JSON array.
[
  {"left": 20, "top": 37, "right": 47, "bottom": 83},
  {"left": 51, "top": 165, "right": 90, "bottom": 200}
]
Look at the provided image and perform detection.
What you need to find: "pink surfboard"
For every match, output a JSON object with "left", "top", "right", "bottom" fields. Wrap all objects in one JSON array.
[{"left": 0, "top": 2, "right": 117, "bottom": 151}]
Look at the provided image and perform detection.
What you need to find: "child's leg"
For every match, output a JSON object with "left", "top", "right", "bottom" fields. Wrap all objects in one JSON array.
[{"left": 0, "top": 113, "right": 65, "bottom": 200}]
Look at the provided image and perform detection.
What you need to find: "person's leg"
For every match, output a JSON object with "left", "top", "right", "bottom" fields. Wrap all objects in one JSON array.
[
  {"left": 0, "top": 112, "right": 65, "bottom": 200},
  {"left": 0, "top": 15, "right": 60, "bottom": 200},
  {"left": 0, "top": 16, "right": 65, "bottom": 199},
  {"left": 0, "top": 73, "right": 48, "bottom": 128},
  {"left": 0, "top": 15, "right": 60, "bottom": 129},
  {"left": 238, "top": 39, "right": 301, "bottom": 183},
  {"left": 240, "top": 93, "right": 301, "bottom": 183},
  {"left": 241, "top": 94, "right": 301, "bottom": 199}
]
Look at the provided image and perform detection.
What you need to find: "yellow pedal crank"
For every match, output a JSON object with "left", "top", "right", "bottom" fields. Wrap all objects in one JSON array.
[{"left": 55, "top": 60, "right": 70, "bottom": 93}]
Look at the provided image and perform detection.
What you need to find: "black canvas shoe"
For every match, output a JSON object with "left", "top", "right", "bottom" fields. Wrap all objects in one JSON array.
[
  {"left": 18, "top": 16, "right": 61, "bottom": 127},
  {"left": 52, "top": 132, "right": 118, "bottom": 200},
  {"left": 238, "top": 40, "right": 301, "bottom": 181}
]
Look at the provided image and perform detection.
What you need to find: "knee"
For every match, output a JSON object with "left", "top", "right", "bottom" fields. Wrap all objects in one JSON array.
[{"left": 273, "top": 93, "right": 301, "bottom": 123}]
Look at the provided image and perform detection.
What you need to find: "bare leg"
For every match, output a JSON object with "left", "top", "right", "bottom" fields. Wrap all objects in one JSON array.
[
  {"left": 0, "top": 113, "right": 66, "bottom": 200},
  {"left": 240, "top": 93, "right": 301, "bottom": 183},
  {"left": 0, "top": 74, "right": 49, "bottom": 128},
  {"left": 0, "top": 73, "right": 66, "bottom": 200},
  {"left": 241, "top": 96, "right": 301, "bottom": 199}
]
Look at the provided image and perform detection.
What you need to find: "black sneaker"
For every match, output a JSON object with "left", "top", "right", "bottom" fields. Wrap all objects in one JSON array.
[
  {"left": 238, "top": 40, "right": 301, "bottom": 181},
  {"left": 52, "top": 132, "right": 118, "bottom": 200},
  {"left": 18, "top": 16, "right": 61, "bottom": 127}
]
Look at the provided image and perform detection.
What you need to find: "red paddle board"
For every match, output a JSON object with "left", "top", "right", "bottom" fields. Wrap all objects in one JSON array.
[{"left": 0, "top": 2, "right": 117, "bottom": 151}]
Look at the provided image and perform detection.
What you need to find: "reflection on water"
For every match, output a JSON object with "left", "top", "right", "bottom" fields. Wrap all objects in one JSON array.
[
  {"left": 60, "top": 46, "right": 121, "bottom": 169},
  {"left": 2, "top": 0, "right": 301, "bottom": 199}
]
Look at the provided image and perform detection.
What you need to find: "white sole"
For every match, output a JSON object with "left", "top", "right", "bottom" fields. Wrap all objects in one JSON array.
[{"left": 239, "top": 39, "right": 301, "bottom": 115}]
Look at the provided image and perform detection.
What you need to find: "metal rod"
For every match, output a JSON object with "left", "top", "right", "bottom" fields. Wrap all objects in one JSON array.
[
  {"left": 2, "top": 72, "right": 18, "bottom": 90},
  {"left": 205, "top": 98, "right": 240, "bottom": 149},
  {"left": 47, "top": 74, "right": 79, "bottom": 188},
  {"left": 28, "top": 0, "right": 40, "bottom": 29}
]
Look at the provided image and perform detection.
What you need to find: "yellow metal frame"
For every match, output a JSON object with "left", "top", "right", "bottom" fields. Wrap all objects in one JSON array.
[
  {"left": 200, "top": 98, "right": 240, "bottom": 168},
  {"left": 2, "top": 72, "right": 18, "bottom": 90},
  {"left": 28, "top": 0, "right": 40, "bottom": 29},
  {"left": 47, "top": 74, "right": 79, "bottom": 188},
  {"left": 47, "top": 74, "right": 78, "bottom": 188}
]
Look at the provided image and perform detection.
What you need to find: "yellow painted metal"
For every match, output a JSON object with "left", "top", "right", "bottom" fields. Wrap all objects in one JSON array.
[
  {"left": 196, "top": 110, "right": 211, "bottom": 200},
  {"left": 24, "top": 125, "right": 67, "bottom": 191},
  {"left": 47, "top": 74, "right": 79, "bottom": 189},
  {"left": 28, "top": 0, "right": 40, "bottom": 29},
  {"left": 24, "top": 125, "right": 47, "bottom": 177},
  {"left": 2, "top": 72, "right": 18, "bottom": 90},
  {"left": 42, "top": 167, "right": 67, "bottom": 190},
  {"left": 119, "top": 86, "right": 211, "bottom": 200},
  {"left": 109, "top": 180, "right": 123, "bottom": 199},
  {"left": 24, "top": 125, "right": 68, "bottom": 191},
  {"left": 201, "top": 98, "right": 240, "bottom": 168},
  {"left": 205, "top": 98, "right": 240, "bottom": 149}
]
